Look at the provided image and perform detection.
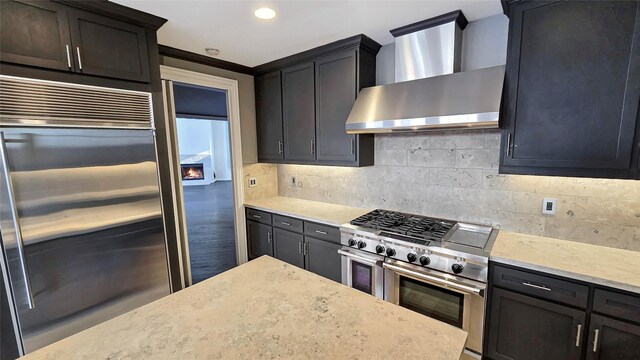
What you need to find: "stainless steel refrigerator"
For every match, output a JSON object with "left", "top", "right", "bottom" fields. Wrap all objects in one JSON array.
[{"left": 0, "top": 75, "right": 171, "bottom": 356}]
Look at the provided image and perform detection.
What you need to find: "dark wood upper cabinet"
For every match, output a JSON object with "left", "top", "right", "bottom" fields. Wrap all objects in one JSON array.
[
  {"left": 500, "top": 0, "right": 640, "bottom": 179},
  {"left": 282, "top": 61, "right": 317, "bottom": 162},
  {"left": 315, "top": 49, "right": 357, "bottom": 163},
  {"left": 67, "top": 9, "right": 150, "bottom": 83},
  {"left": 0, "top": 0, "right": 73, "bottom": 71},
  {"left": 253, "top": 35, "right": 379, "bottom": 167},
  {"left": 586, "top": 314, "right": 640, "bottom": 360},
  {"left": 486, "top": 287, "right": 585, "bottom": 360},
  {"left": 255, "top": 71, "right": 284, "bottom": 161},
  {"left": 0, "top": 0, "right": 154, "bottom": 83}
]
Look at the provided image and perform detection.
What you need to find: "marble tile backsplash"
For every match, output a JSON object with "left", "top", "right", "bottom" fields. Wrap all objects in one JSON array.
[
  {"left": 277, "top": 130, "right": 640, "bottom": 251},
  {"left": 243, "top": 163, "right": 277, "bottom": 201}
]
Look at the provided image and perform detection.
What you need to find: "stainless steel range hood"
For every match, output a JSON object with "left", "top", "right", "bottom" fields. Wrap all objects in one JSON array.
[{"left": 346, "top": 11, "right": 505, "bottom": 134}]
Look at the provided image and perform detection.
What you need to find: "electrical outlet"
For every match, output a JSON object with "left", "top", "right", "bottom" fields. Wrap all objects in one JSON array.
[
  {"left": 248, "top": 178, "right": 257, "bottom": 188},
  {"left": 542, "top": 197, "right": 557, "bottom": 215}
]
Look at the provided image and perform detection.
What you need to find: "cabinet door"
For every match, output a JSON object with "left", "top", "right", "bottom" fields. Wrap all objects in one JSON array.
[
  {"left": 247, "top": 220, "right": 273, "bottom": 259},
  {"left": 502, "top": 1, "right": 640, "bottom": 174},
  {"left": 273, "top": 228, "right": 304, "bottom": 268},
  {"left": 586, "top": 314, "right": 640, "bottom": 360},
  {"left": 315, "top": 49, "right": 357, "bottom": 163},
  {"left": 0, "top": 0, "right": 73, "bottom": 71},
  {"left": 486, "top": 288, "right": 585, "bottom": 360},
  {"left": 67, "top": 9, "right": 150, "bottom": 82},
  {"left": 256, "top": 71, "right": 284, "bottom": 161},
  {"left": 305, "top": 237, "right": 341, "bottom": 282},
  {"left": 282, "top": 62, "right": 316, "bottom": 162}
]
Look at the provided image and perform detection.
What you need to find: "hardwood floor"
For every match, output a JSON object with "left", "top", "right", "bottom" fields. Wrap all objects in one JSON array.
[{"left": 183, "top": 181, "right": 237, "bottom": 284}]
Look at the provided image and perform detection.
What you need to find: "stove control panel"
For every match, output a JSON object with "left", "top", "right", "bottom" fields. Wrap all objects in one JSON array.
[{"left": 340, "top": 227, "right": 488, "bottom": 282}]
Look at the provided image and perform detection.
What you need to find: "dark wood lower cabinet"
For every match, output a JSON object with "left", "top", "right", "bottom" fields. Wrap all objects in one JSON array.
[
  {"left": 273, "top": 228, "right": 304, "bottom": 268},
  {"left": 486, "top": 264, "right": 640, "bottom": 360},
  {"left": 486, "top": 287, "right": 585, "bottom": 360},
  {"left": 586, "top": 314, "right": 640, "bottom": 360},
  {"left": 246, "top": 208, "right": 342, "bottom": 283},
  {"left": 247, "top": 220, "right": 273, "bottom": 259},
  {"left": 305, "top": 236, "right": 341, "bottom": 282}
]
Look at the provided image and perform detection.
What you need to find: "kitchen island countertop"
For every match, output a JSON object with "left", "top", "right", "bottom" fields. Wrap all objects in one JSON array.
[{"left": 24, "top": 256, "right": 467, "bottom": 359}]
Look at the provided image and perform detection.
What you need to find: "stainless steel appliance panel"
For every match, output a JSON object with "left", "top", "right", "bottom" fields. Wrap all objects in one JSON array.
[
  {"left": 0, "top": 127, "right": 170, "bottom": 353},
  {"left": 345, "top": 65, "right": 505, "bottom": 134},
  {"left": 383, "top": 259, "right": 485, "bottom": 358},
  {"left": 339, "top": 247, "right": 384, "bottom": 299},
  {"left": 394, "top": 21, "right": 461, "bottom": 82}
]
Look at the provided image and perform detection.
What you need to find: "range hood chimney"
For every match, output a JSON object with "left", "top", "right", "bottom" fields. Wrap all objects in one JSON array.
[{"left": 345, "top": 10, "right": 505, "bottom": 134}]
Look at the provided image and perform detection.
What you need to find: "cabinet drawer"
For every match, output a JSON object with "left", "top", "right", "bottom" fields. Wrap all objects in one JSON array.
[
  {"left": 303, "top": 221, "right": 340, "bottom": 244},
  {"left": 273, "top": 214, "right": 304, "bottom": 233},
  {"left": 593, "top": 288, "right": 640, "bottom": 324},
  {"left": 492, "top": 265, "right": 589, "bottom": 308},
  {"left": 246, "top": 208, "right": 272, "bottom": 225}
]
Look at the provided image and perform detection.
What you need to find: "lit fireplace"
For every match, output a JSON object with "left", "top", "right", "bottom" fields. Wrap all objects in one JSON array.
[{"left": 181, "top": 163, "right": 205, "bottom": 181}]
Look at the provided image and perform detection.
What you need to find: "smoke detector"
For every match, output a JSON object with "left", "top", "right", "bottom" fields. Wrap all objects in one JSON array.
[{"left": 205, "top": 48, "right": 220, "bottom": 57}]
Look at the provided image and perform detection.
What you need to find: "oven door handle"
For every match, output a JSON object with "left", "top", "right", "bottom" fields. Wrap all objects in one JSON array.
[
  {"left": 338, "top": 249, "right": 381, "bottom": 266},
  {"left": 383, "top": 262, "right": 484, "bottom": 296}
]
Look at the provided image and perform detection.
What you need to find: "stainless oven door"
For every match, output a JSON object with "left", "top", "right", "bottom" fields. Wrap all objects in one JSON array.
[
  {"left": 383, "top": 259, "right": 486, "bottom": 359},
  {"left": 338, "top": 247, "right": 384, "bottom": 299}
]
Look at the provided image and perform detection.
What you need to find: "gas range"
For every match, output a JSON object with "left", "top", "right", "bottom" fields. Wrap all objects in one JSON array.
[{"left": 340, "top": 209, "right": 498, "bottom": 282}]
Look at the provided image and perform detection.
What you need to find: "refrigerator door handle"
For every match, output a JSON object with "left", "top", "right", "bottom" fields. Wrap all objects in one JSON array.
[{"left": 0, "top": 132, "right": 35, "bottom": 309}]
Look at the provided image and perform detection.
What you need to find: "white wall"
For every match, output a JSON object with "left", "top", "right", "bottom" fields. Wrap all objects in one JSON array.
[
  {"left": 177, "top": 118, "right": 215, "bottom": 186},
  {"left": 211, "top": 120, "right": 232, "bottom": 181},
  {"left": 176, "top": 117, "right": 233, "bottom": 185}
]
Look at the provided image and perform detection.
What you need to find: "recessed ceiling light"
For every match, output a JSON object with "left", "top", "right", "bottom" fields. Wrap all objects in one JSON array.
[{"left": 254, "top": 7, "right": 276, "bottom": 20}]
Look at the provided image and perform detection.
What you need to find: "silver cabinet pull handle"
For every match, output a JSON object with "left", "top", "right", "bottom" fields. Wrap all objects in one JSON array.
[
  {"left": 252, "top": 214, "right": 262, "bottom": 219},
  {"left": 298, "top": 242, "right": 302, "bottom": 254},
  {"left": 267, "top": 231, "right": 272, "bottom": 244},
  {"left": 65, "top": 44, "right": 72, "bottom": 68},
  {"left": 304, "top": 242, "right": 308, "bottom": 256},
  {"left": 522, "top": 282, "right": 551, "bottom": 291},
  {"left": 575, "top": 324, "right": 582, "bottom": 347},
  {"left": 280, "top": 222, "right": 291, "bottom": 226},
  {"left": 278, "top": 141, "right": 283, "bottom": 154},
  {"left": 592, "top": 329, "right": 599, "bottom": 352},
  {"left": 315, "top": 230, "right": 327, "bottom": 235},
  {"left": 351, "top": 138, "right": 355, "bottom": 155},
  {"left": 311, "top": 139, "right": 315, "bottom": 155},
  {"left": 0, "top": 132, "right": 35, "bottom": 309},
  {"left": 76, "top": 47, "right": 83, "bottom": 70},
  {"left": 506, "top": 133, "right": 512, "bottom": 157}
]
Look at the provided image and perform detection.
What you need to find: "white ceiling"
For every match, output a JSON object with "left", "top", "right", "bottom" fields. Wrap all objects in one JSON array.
[{"left": 114, "top": 0, "right": 503, "bottom": 68}]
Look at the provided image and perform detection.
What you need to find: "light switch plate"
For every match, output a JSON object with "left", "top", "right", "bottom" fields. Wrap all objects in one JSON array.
[
  {"left": 542, "top": 197, "right": 557, "bottom": 215},
  {"left": 248, "top": 178, "right": 257, "bottom": 187}
]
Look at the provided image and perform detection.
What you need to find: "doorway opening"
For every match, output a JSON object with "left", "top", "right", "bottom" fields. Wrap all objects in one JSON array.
[{"left": 173, "top": 82, "right": 236, "bottom": 284}]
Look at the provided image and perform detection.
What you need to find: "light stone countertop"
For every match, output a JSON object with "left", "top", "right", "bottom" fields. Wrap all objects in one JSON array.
[
  {"left": 24, "top": 256, "right": 467, "bottom": 360},
  {"left": 491, "top": 231, "right": 640, "bottom": 294},
  {"left": 245, "top": 196, "right": 372, "bottom": 226}
]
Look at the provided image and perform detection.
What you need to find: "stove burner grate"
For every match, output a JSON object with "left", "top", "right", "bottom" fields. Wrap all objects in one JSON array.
[{"left": 350, "top": 209, "right": 456, "bottom": 242}]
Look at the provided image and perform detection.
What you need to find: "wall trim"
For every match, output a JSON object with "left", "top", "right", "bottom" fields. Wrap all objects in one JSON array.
[
  {"left": 160, "top": 65, "right": 248, "bottom": 287},
  {"left": 159, "top": 45, "right": 254, "bottom": 75}
]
